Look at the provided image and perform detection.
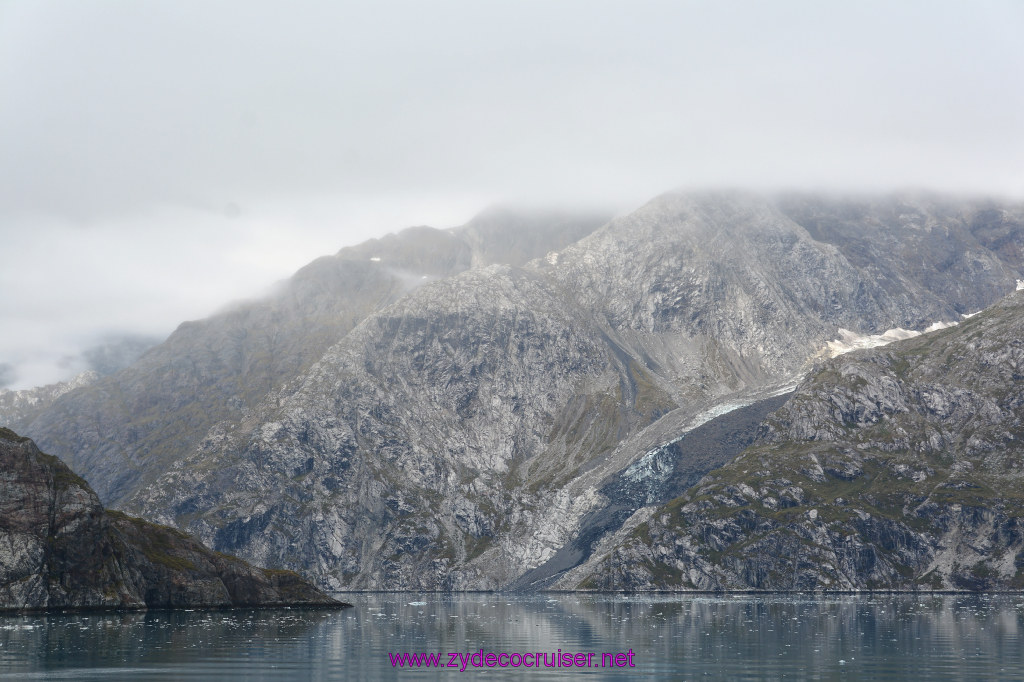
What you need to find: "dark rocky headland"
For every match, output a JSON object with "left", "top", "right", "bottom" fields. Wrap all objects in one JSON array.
[{"left": 0, "top": 427, "right": 346, "bottom": 611}]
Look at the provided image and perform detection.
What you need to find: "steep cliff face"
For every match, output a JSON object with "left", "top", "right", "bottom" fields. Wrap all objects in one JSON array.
[
  {"left": 564, "top": 290, "right": 1024, "bottom": 591},
  {"left": 6, "top": 210, "right": 609, "bottom": 505},
  {"left": 0, "top": 428, "right": 340, "bottom": 610},
  {"left": 778, "top": 194, "right": 1023, "bottom": 319},
  {"left": 121, "top": 192, "right": 1024, "bottom": 590},
  {"left": 128, "top": 265, "right": 674, "bottom": 589},
  {"left": 534, "top": 193, "right": 892, "bottom": 395},
  {"left": 537, "top": 192, "right": 1023, "bottom": 387}
]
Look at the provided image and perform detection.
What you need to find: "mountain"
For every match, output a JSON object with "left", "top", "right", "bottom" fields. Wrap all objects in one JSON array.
[
  {"left": 0, "top": 428, "right": 341, "bottom": 611},
  {"left": 0, "top": 371, "right": 98, "bottom": 429},
  {"left": 4, "top": 208, "right": 610, "bottom": 505},
  {"left": 561, "top": 289, "right": 1024, "bottom": 591},
  {"left": 45, "top": 190, "right": 1012, "bottom": 591},
  {"left": 5, "top": 191, "right": 1024, "bottom": 590}
]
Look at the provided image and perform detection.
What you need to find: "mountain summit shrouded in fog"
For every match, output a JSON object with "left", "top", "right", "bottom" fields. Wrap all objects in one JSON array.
[
  {"left": 2, "top": 1, "right": 1022, "bottom": 389},
  {"left": 3, "top": 0, "right": 1024, "bottom": 595},
  {"left": 5, "top": 190, "right": 1023, "bottom": 590}
]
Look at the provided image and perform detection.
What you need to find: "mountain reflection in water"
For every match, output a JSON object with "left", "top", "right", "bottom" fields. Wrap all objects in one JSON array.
[{"left": 2, "top": 593, "right": 1023, "bottom": 680}]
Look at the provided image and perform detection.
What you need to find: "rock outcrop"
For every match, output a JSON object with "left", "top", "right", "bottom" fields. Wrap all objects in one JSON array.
[
  {"left": 0, "top": 428, "right": 342, "bottom": 611},
  {"left": 0, "top": 372, "right": 98, "bottom": 428},
  {"left": 565, "top": 290, "right": 1024, "bottom": 591}
]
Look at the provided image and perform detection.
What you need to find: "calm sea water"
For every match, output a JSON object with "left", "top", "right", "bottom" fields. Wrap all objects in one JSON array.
[{"left": 2, "top": 593, "right": 1024, "bottom": 680}]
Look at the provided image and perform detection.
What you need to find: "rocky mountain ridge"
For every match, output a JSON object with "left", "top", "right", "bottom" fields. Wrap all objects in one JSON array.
[
  {"left": 5, "top": 209, "right": 609, "bottom": 505},
  {"left": 118, "top": 191, "right": 1024, "bottom": 590},
  {"left": 562, "top": 289, "right": 1024, "bottom": 590},
  {"left": 5, "top": 190, "right": 1024, "bottom": 591},
  {"left": 0, "top": 371, "right": 98, "bottom": 427}
]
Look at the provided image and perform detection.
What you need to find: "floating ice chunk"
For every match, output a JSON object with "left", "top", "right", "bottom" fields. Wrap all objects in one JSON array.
[
  {"left": 370, "top": 257, "right": 381, "bottom": 262},
  {"left": 1017, "top": 279, "right": 1024, "bottom": 291}
]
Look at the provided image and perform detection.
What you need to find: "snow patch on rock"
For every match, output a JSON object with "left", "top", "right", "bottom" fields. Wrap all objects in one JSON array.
[{"left": 827, "top": 320, "right": 957, "bottom": 357}]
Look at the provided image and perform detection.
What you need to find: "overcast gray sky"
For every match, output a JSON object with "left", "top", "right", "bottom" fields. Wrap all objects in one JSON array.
[{"left": 1, "top": 0, "right": 1022, "bottom": 389}]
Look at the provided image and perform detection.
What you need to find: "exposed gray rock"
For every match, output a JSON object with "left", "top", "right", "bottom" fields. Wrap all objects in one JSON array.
[
  {"left": 511, "top": 390, "right": 793, "bottom": 590},
  {"left": 566, "top": 290, "right": 1024, "bottom": 591},
  {"left": 0, "top": 428, "right": 342, "bottom": 611},
  {"left": 6, "top": 209, "right": 609, "bottom": 505},
  {"left": 122, "top": 191, "right": 1024, "bottom": 590},
  {"left": 0, "top": 372, "right": 98, "bottom": 427},
  {"left": 8, "top": 191, "right": 1024, "bottom": 591},
  {"left": 129, "top": 265, "right": 669, "bottom": 589},
  {"left": 778, "top": 193, "right": 1023, "bottom": 318}
]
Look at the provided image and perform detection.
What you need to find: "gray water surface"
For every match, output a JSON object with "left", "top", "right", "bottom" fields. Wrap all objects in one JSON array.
[{"left": 2, "top": 593, "right": 1024, "bottom": 680}]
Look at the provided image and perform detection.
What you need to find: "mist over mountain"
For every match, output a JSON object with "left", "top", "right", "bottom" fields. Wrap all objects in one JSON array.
[
  {"left": 3, "top": 208, "right": 610, "bottom": 506},
  {"left": 4, "top": 189, "right": 1023, "bottom": 591},
  {"left": 81, "top": 334, "right": 163, "bottom": 376},
  {"left": 0, "top": 372, "right": 99, "bottom": 435},
  {"left": 0, "top": 364, "right": 14, "bottom": 390}
]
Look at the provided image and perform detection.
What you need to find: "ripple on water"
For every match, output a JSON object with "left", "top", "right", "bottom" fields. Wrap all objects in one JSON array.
[{"left": 1, "top": 594, "right": 1023, "bottom": 680}]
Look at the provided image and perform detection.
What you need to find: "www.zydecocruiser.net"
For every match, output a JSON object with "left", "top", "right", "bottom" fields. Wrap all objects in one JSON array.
[{"left": 389, "top": 649, "right": 637, "bottom": 671}]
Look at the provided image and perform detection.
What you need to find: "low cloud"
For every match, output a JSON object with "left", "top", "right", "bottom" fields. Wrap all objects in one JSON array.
[
  {"left": 1, "top": 1, "right": 1022, "bottom": 388},
  {"left": 0, "top": 194, "right": 481, "bottom": 389},
  {"left": 82, "top": 335, "right": 163, "bottom": 376},
  {"left": 0, "top": 363, "right": 16, "bottom": 389}
]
